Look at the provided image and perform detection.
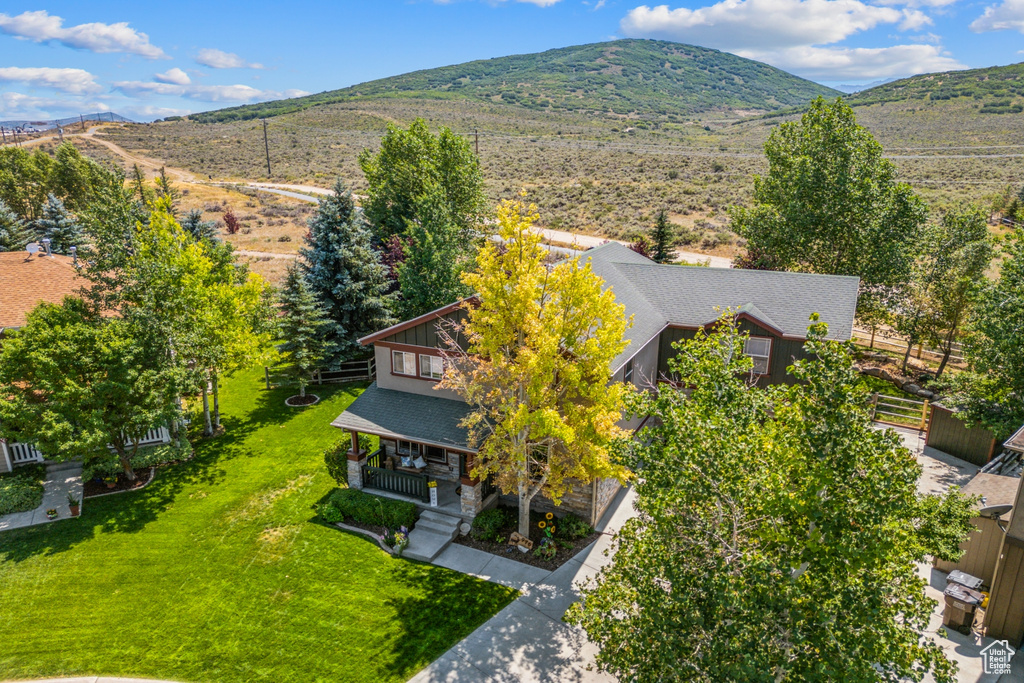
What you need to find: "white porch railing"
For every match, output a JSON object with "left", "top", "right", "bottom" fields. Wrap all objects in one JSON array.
[{"left": 8, "top": 441, "right": 44, "bottom": 465}]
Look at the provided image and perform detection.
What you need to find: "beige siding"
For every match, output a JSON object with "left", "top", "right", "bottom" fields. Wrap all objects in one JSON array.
[
  {"left": 986, "top": 536, "right": 1024, "bottom": 646},
  {"left": 373, "top": 345, "right": 463, "bottom": 401},
  {"left": 935, "top": 516, "right": 1005, "bottom": 585}
]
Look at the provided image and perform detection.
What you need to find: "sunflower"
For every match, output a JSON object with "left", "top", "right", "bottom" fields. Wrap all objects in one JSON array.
[
  {"left": 538, "top": 521, "right": 547, "bottom": 529},
  {"left": 549, "top": 526, "right": 556, "bottom": 535},
  {"left": 545, "top": 512, "right": 554, "bottom": 520}
]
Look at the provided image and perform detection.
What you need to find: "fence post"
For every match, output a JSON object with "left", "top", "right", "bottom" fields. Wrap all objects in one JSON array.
[
  {"left": 317, "top": 369, "right": 322, "bottom": 385},
  {"left": 916, "top": 343, "right": 923, "bottom": 360},
  {"left": 264, "top": 366, "right": 270, "bottom": 390},
  {"left": 870, "top": 393, "right": 879, "bottom": 421},
  {"left": 367, "top": 358, "right": 373, "bottom": 380},
  {"left": 919, "top": 399, "right": 930, "bottom": 432},
  {"left": 869, "top": 327, "right": 876, "bottom": 349}
]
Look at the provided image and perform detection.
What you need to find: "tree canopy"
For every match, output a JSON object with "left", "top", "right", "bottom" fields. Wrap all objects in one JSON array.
[
  {"left": 439, "top": 199, "right": 631, "bottom": 536},
  {"left": 0, "top": 142, "right": 114, "bottom": 222},
  {"left": 731, "top": 97, "right": 927, "bottom": 318},
  {"left": 566, "top": 313, "right": 974, "bottom": 682}
]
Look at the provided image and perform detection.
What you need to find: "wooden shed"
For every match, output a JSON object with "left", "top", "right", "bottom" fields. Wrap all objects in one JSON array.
[
  {"left": 935, "top": 473, "right": 1020, "bottom": 585},
  {"left": 926, "top": 404, "right": 999, "bottom": 466},
  {"left": 983, "top": 425, "right": 1024, "bottom": 646}
]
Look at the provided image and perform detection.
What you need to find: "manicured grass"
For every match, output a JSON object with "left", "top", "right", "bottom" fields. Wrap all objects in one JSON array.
[
  {"left": 0, "top": 464, "right": 46, "bottom": 515},
  {"left": 0, "top": 370, "right": 516, "bottom": 683}
]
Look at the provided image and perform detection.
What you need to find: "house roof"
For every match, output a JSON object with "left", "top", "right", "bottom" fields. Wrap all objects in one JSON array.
[
  {"left": 331, "top": 383, "right": 474, "bottom": 450},
  {"left": 0, "top": 251, "right": 86, "bottom": 330},
  {"left": 962, "top": 473, "right": 1020, "bottom": 521},
  {"left": 583, "top": 242, "right": 860, "bottom": 370},
  {"left": 1005, "top": 424, "right": 1024, "bottom": 454}
]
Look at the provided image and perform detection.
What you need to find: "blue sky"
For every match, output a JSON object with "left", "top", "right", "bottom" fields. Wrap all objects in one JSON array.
[{"left": 1, "top": 0, "right": 1022, "bottom": 122}]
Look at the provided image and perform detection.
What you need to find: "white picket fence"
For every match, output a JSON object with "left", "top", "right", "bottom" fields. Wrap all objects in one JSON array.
[{"left": 5, "top": 427, "right": 171, "bottom": 466}]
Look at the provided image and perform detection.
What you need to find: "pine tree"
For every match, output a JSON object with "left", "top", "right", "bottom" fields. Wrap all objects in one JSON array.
[
  {"left": 651, "top": 209, "right": 674, "bottom": 263},
  {"left": 278, "top": 264, "right": 332, "bottom": 398},
  {"left": 35, "top": 193, "right": 84, "bottom": 254},
  {"left": 300, "top": 179, "right": 396, "bottom": 365},
  {"left": 0, "top": 199, "right": 33, "bottom": 252},
  {"left": 155, "top": 167, "right": 180, "bottom": 218},
  {"left": 181, "top": 209, "right": 219, "bottom": 243}
]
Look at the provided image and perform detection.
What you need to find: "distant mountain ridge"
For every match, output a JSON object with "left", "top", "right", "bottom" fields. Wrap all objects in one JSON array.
[
  {"left": 0, "top": 112, "right": 132, "bottom": 131},
  {"left": 186, "top": 39, "right": 840, "bottom": 124},
  {"left": 849, "top": 62, "right": 1024, "bottom": 109}
]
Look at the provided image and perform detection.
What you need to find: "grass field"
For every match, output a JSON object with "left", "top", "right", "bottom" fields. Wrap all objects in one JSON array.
[{"left": 0, "top": 370, "right": 516, "bottom": 683}]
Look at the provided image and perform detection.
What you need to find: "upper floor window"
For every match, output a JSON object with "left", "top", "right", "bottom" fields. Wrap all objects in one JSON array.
[
  {"left": 743, "top": 337, "right": 771, "bottom": 375},
  {"left": 419, "top": 354, "right": 443, "bottom": 380},
  {"left": 623, "top": 358, "right": 634, "bottom": 384},
  {"left": 392, "top": 350, "right": 416, "bottom": 376}
]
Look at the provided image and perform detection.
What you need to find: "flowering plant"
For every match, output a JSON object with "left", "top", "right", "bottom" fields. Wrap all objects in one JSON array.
[
  {"left": 381, "top": 526, "right": 411, "bottom": 557},
  {"left": 427, "top": 480, "right": 438, "bottom": 488}
]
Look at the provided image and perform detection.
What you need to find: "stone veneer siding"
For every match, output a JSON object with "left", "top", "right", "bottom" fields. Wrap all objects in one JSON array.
[{"left": 498, "top": 477, "right": 621, "bottom": 526}]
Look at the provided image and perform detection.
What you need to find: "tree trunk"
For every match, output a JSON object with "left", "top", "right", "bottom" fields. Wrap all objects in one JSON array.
[
  {"left": 901, "top": 338, "right": 915, "bottom": 375},
  {"left": 936, "top": 329, "right": 956, "bottom": 378},
  {"left": 299, "top": 379, "right": 306, "bottom": 398},
  {"left": 201, "top": 379, "right": 213, "bottom": 436},
  {"left": 115, "top": 448, "right": 137, "bottom": 481},
  {"left": 212, "top": 370, "right": 221, "bottom": 429},
  {"left": 518, "top": 487, "right": 538, "bottom": 537}
]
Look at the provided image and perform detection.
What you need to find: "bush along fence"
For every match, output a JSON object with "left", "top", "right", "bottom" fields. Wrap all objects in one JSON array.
[{"left": 264, "top": 357, "right": 376, "bottom": 390}]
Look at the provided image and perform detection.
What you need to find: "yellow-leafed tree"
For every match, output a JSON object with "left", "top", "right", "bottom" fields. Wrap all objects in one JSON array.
[{"left": 439, "top": 198, "right": 631, "bottom": 536}]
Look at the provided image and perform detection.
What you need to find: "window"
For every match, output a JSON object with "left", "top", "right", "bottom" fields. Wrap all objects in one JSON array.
[
  {"left": 392, "top": 350, "right": 415, "bottom": 376},
  {"left": 743, "top": 337, "right": 772, "bottom": 375},
  {"left": 425, "top": 445, "right": 446, "bottom": 463},
  {"left": 396, "top": 440, "right": 420, "bottom": 457},
  {"left": 419, "top": 354, "right": 443, "bottom": 380},
  {"left": 623, "top": 358, "right": 634, "bottom": 384}
]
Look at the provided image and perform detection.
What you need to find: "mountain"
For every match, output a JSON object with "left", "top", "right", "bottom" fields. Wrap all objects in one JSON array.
[
  {"left": 0, "top": 112, "right": 132, "bottom": 131},
  {"left": 186, "top": 39, "right": 839, "bottom": 124},
  {"left": 848, "top": 62, "right": 1024, "bottom": 112},
  {"left": 833, "top": 78, "right": 896, "bottom": 94}
]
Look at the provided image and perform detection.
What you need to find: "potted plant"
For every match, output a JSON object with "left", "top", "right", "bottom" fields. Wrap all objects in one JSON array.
[
  {"left": 67, "top": 493, "right": 80, "bottom": 517},
  {"left": 45, "top": 508, "right": 58, "bottom": 520},
  {"left": 103, "top": 474, "right": 117, "bottom": 489}
]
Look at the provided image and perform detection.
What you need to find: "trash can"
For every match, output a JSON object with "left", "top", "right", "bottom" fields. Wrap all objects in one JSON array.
[
  {"left": 947, "top": 570, "right": 984, "bottom": 591},
  {"left": 943, "top": 583, "right": 983, "bottom": 634}
]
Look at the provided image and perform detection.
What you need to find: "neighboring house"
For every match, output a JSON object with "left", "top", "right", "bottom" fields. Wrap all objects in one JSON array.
[
  {"left": 331, "top": 242, "right": 860, "bottom": 524},
  {"left": 0, "top": 249, "right": 169, "bottom": 473}
]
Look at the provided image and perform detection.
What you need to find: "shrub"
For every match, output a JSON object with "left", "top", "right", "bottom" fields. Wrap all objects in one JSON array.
[
  {"left": 323, "top": 441, "right": 349, "bottom": 485},
  {"left": 559, "top": 512, "right": 593, "bottom": 540},
  {"left": 0, "top": 464, "right": 46, "bottom": 515},
  {"left": 223, "top": 210, "right": 241, "bottom": 235},
  {"left": 323, "top": 488, "right": 417, "bottom": 529},
  {"left": 471, "top": 507, "right": 510, "bottom": 542}
]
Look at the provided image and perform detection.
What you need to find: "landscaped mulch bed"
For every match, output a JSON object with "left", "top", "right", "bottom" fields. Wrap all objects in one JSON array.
[
  {"left": 453, "top": 505, "right": 602, "bottom": 570},
  {"left": 83, "top": 467, "right": 154, "bottom": 498},
  {"left": 285, "top": 394, "right": 320, "bottom": 407}
]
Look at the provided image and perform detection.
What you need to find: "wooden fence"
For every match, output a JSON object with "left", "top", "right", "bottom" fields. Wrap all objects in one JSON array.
[
  {"left": 870, "top": 392, "right": 930, "bottom": 431},
  {"left": 853, "top": 327, "right": 964, "bottom": 364},
  {"left": 926, "top": 405, "right": 999, "bottom": 466},
  {"left": 264, "top": 358, "right": 376, "bottom": 390}
]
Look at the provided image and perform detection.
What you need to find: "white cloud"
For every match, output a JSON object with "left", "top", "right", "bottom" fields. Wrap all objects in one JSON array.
[
  {"left": 0, "top": 91, "right": 108, "bottom": 119},
  {"left": 0, "top": 10, "right": 166, "bottom": 59},
  {"left": 970, "top": 0, "right": 1024, "bottom": 32},
  {"left": 195, "top": 48, "right": 264, "bottom": 69},
  {"left": 116, "top": 104, "right": 192, "bottom": 121},
  {"left": 622, "top": 1, "right": 903, "bottom": 50},
  {"left": 0, "top": 66, "right": 100, "bottom": 94},
  {"left": 154, "top": 68, "right": 191, "bottom": 85},
  {"left": 741, "top": 44, "right": 965, "bottom": 80},
  {"left": 899, "top": 8, "right": 932, "bottom": 29},
  {"left": 112, "top": 80, "right": 309, "bottom": 103}
]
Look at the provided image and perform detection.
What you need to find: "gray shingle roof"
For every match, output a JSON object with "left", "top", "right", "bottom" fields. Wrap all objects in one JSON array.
[
  {"left": 331, "top": 383, "right": 473, "bottom": 449},
  {"left": 584, "top": 242, "right": 860, "bottom": 370}
]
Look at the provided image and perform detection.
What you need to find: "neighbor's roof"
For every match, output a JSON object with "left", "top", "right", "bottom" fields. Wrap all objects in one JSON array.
[
  {"left": 584, "top": 242, "right": 861, "bottom": 371},
  {"left": 1005, "top": 424, "right": 1024, "bottom": 454},
  {"left": 962, "top": 473, "right": 1021, "bottom": 516},
  {"left": 331, "top": 383, "right": 474, "bottom": 450},
  {"left": 0, "top": 251, "right": 86, "bottom": 330}
]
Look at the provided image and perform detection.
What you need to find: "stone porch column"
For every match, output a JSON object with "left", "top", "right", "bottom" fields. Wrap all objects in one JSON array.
[
  {"left": 460, "top": 474, "right": 483, "bottom": 517},
  {"left": 346, "top": 430, "right": 367, "bottom": 490}
]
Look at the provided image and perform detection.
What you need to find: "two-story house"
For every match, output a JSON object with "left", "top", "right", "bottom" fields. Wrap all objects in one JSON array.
[{"left": 331, "top": 242, "right": 860, "bottom": 525}]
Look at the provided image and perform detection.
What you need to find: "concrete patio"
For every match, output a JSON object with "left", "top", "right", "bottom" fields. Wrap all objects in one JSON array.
[{"left": 0, "top": 461, "right": 83, "bottom": 532}]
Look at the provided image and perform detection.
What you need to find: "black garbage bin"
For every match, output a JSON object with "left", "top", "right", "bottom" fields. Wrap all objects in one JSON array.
[{"left": 943, "top": 582, "right": 983, "bottom": 634}]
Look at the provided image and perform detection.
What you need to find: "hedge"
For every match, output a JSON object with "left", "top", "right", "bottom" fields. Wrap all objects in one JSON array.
[
  {"left": 0, "top": 464, "right": 46, "bottom": 516},
  {"left": 319, "top": 488, "right": 417, "bottom": 530}
]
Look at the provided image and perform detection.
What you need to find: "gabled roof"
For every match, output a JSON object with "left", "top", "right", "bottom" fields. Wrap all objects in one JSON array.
[
  {"left": 0, "top": 251, "right": 86, "bottom": 330},
  {"left": 331, "top": 383, "right": 474, "bottom": 450},
  {"left": 583, "top": 242, "right": 860, "bottom": 370}
]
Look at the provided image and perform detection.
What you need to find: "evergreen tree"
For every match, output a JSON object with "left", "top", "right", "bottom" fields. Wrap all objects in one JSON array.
[
  {"left": 278, "top": 264, "right": 332, "bottom": 398},
  {"left": 0, "top": 199, "right": 33, "bottom": 252},
  {"left": 181, "top": 208, "right": 219, "bottom": 243},
  {"left": 650, "top": 209, "right": 674, "bottom": 263},
  {"left": 155, "top": 167, "right": 180, "bottom": 218},
  {"left": 300, "top": 179, "right": 396, "bottom": 365},
  {"left": 34, "top": 193, "right": 84, "bottom": 254}
]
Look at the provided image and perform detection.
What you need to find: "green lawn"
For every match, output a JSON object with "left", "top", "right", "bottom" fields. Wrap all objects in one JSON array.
[{"left": 0, "top": 370, "right": 516, "bottom": 683}]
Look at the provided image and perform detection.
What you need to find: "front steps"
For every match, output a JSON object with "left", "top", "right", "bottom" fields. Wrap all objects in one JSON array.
[{"left": 403, "top": 510, "right": 462, "bottom": 562}]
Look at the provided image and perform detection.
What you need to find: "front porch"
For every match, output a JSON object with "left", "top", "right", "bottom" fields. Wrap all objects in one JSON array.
[{"left": 362, "top": 475, "right": 464, "bottom": 518}]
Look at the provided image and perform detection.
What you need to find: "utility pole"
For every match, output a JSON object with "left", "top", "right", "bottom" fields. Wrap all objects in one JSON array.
[
  {"left": 0, "top": 128, "right": 6, "bottom": 145},
  {"left": 262, "top": 119, "right": 271, "bottom": 176},
  {"left": 474, "top": 129, "right": 479, "bottom": 156},
  {"left": 80, "top": 114, "right": 86, "bottom": 132}
]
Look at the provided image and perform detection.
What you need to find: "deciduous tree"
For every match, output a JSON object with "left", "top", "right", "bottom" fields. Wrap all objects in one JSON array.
[
  {"left": 731, "top": 97, "right": 926, "bottom": 318},
  {"left": 566, "top": 314, "right": 974, "bottom": 683},
  {"left": 439, "top": 199, "right": 631, "bottom": 537}
]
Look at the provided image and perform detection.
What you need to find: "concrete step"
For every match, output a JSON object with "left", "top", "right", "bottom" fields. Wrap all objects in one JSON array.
[
  {"left": 418, "top": 510, "right": 460, "bottom": 528},
  {"left": 45, "top": 461, "right": 82, "bottom": 474},
  {"left": 415, "top": 518, "right": 460, "bottom": 540},
  {"left": 403, "top": 528, "right": 454, "bottom": 562}
]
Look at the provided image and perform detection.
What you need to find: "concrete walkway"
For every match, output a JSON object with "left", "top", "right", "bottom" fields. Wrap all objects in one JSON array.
[
  {"left": 410, "top": 486, "right": 636, "bottom": 683},
  {"left": 0, "top": 462, "right": 83, "bottom": 532}
]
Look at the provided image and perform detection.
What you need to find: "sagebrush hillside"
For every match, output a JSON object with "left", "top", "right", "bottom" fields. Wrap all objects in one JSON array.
[
  {"left": 187, "top": 39, "right": 839, "bottom": 123},
  {"left": 849, "top": 62, "right": 1024, "bottom": 113}
]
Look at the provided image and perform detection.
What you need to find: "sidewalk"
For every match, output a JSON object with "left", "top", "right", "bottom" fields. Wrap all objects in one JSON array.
[
  {"left": 0, "top": 463, "right": 83, "bottom": 532},
  {"left": 410, "top": 486, "right": 637, "bottom": 683}
]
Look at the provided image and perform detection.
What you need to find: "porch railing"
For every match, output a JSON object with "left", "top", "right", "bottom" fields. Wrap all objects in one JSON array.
[
  {"left": 8, "top": 441, "right": 44, "bottom": 465},
  {"left": 361, "top": 448, "right": 429, "bottom": 502}
]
